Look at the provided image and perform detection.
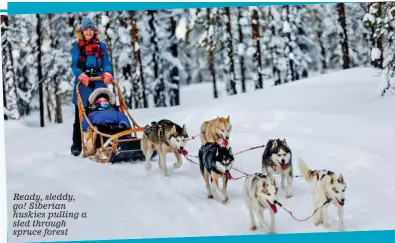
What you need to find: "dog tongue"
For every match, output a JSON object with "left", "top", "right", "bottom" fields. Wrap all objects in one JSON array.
[
  {"left": 223, "top": 139, "right": 229, "bottom": 147},
  {"left": 280, "top": 163, "right": 286, "bottom": 170},
  {"left": 338, "top": 200, "right": 344, "bottom": 206},
  {"left": 267, "top": 200, "right": 278, "bottom": 214}
]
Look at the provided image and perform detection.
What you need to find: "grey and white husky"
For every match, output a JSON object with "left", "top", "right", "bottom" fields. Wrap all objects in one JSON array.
[
  {"left": 141, "top": 119, "right": 189, "bottom": 176},
  {"left": 261, "top": 139, "right": 293, "bottom": 198},
  {"left": 243, "top": 173, "right": 278, "bottom": 234}
]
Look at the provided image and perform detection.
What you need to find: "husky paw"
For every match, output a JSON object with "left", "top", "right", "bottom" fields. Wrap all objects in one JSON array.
[
  {"left": 323, "top": 221, "right": 330, "bottom": 228},
  {"left": 208, "top": 195, "right": 214, "bottom": 199},
  {"left": 286, "top": 193, "right": 293, "bottom": 199},
  {"left": 269, "top": 229, "right": 277, "bottom": 234},
  {"left": 145, "top": 162, "right": 152, "bottom": 170},
  {"left": 250, "top": 225, "right": 257, "bottom": 231},
  {"left": 314, "top": 220, "right": 321, "bottom": 226},
  {"left": 221, "top": 197, "right": 229, "bottom": 204},
  {"left": 339, "top": 224, "right": 345, "bottom": 232},
  {"left": 173, "top": 162, "right": 182, "bottom": 169}
]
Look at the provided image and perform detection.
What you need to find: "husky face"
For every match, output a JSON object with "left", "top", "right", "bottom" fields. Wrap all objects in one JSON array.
[
  {"left": 214, "top": 147, "right": 234, "bottom": 174},
  {"left": 271, "top": 148, "right": 292, "bottom": 165},
  {"left": 257, "top": 179, "right": 278, "bottom": 212},
  {"left": 327, "top": 174, "right": 346, "bottom": 206},
  {"left": 169, "top": 124, "right": 189, "bottom": 150},
  {"left": 270, "top": 139, "right": 291, "bottom": 167},
  {"left": 216, "top": 116, "right": 232, "bottom": 141}
]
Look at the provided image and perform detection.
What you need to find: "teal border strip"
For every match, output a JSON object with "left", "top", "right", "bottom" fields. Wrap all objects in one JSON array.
[
  {"left": 27, "top": 230, "right": 395, "bottom": 243},
  {"left": 7, "top": 2, "right": 338, "bottom": 15}
]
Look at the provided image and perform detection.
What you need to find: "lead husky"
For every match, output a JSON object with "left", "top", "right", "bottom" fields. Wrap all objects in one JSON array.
[
  {"left": 261, "top": 139, "right": 293, "bottom": 198},
  {"left": 298, "top": 158, "right": 346, "bottom": 231},
  {"left": 141, "top": 119, "right": 189, "bottom": 177},
  {"left": 243, "top": 173, "right": 278, "bottom": 234},
  {"left": 200, "top": 116, "right": 232, "bottom": 148},
  {"left": 198, "top": 142, "right": 234, "bottom": 203}
]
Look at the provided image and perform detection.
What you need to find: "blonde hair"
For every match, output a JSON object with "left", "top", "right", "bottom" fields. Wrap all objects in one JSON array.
[{"left": 74, "top": 27, "right": 101, "bottom": 41}]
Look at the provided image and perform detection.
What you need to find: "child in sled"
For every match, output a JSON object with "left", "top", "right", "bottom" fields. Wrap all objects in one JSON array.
[{"left": 81, "top": 88, "right": 131, "bottom": 161}]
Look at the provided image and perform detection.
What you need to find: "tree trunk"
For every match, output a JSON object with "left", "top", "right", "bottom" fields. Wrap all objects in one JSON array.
[
  {"left": 237, "top": 7, "right": 246, "bottom": 93},
  {"left": 129, "top": 10, "right": 148, "bottom": 108},
  {"left": 207, "top": 8, "right": 218, "bottom": 99},
  {"left": 284, "top": 5, "right": 296, "bottom": 82},
  {"left": 225, "top": 7, "right": 237, "bottom": 95},
  {"left": 370, "top": 3, "right": 383, "bottom": 69},
  {"left": 148, "top": 10, "right": 166, "bottom": 107},
  {"left": 314, "top": 8, "right": 327, "bottom": 72},
  {"left": 251, "top": 9, "right": 263, "bottom": 89},
  {"left": 337, "top": 3, "right": 350, "bottom": 69},
  {"left": 1, "top": 16, "right": 8, "bottom": 120},
  {"left": 169, "top": 15, "right": 180, "bottom": 106},
  {"left": 36, "top": 14, "right": 45, "bottom": 127}
]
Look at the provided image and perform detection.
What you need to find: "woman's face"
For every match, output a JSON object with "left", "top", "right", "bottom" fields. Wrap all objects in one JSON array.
[{"left": 83, "top": 28, "right": 95, "bottom": 41}]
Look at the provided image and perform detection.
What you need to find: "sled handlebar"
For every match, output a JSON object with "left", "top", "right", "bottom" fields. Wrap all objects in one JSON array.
[{"left": 88, "top": 76, "right": 107, "bottom": 81}]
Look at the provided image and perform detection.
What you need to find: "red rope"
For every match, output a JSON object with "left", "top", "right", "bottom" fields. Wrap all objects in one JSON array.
[
  {"left": 188, "top": 133, "right": 201, "bottom": 141},
  {"left": 276, "top": 199, "right": 331, "bottom": 222},
  {"left": 234, "top": 144, "right": 266, "bottom": 155}
]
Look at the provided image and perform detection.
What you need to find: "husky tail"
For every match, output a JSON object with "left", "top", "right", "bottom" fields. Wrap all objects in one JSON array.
[
  {"left": 298, "top": 158, "right": 314, "bottom": 181},
  {"left": 198, "top": 148, "right": 204, "bottom": 175}
]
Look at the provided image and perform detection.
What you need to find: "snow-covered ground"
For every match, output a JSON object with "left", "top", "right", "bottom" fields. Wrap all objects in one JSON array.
[{"left": 4, "top": 67, "right": 395, "bottom": 242}]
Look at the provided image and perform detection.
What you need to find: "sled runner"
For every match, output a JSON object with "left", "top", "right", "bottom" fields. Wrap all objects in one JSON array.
[{"left": 76, "top": 77, "right": 156, "bottom": 163}]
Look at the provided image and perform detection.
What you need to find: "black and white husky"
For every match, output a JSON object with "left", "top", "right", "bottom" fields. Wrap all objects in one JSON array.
[
  {"left": 261, "top": 139, "right": 293, "bottom": 198},
  {"left": 243, "top": 173, "right": 278, "bottom": 234},
  {"left": 298, "top": 158, "right": 347, "bottom": 231},
  {"left": 198, "top": 142, "right": 234, "bottom": 204}
]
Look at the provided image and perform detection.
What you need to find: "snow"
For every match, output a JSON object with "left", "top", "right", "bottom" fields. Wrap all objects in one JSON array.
[
  {"left": 383, "top": 54, "right": 394, "bottom": 68},
  {"left": 175, "top": 17, "right": 188, "bottom": 41},
  {"left": 282, "top": 21, "right": 291, "bottom": 34},
  {"left": 371, "top": 48, "right": 382, "bottom": 61},
  {"left": 363, "top": 13, "right": 375, "bottom": 25},
  {"left": 5, "top": 67, "right": 395, "bottom": 242}
]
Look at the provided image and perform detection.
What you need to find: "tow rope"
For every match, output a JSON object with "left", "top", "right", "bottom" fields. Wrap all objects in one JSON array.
[{"left": 275, "top": 199, "right": 332, "bottom": 222}]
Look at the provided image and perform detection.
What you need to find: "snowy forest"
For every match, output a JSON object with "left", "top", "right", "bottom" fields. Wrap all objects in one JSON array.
[{"left": 1, "top": 2, "right": 393, "bottom": 126}]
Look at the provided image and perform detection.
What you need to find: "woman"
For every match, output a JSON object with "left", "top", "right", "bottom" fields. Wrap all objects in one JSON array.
[{"left": 70, "top": 17, "right": 114, "bottom": 156}]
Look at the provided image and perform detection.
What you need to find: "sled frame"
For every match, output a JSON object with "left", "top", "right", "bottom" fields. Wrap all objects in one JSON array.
[{"left": 76, "top": 77, "right": 144, "bottom": 163}]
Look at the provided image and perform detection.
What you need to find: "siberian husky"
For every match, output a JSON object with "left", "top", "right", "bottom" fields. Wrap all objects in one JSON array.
[
  {"left": 298, "top": 158, "right": 346, "bottom": 231},
  {"left": 141, "top": 119, "right": 189, "bottom": 176},
  {"left": 261, "top": 139, "right": 293, "bottom": 198},
  {"left": 200, "top": 116, "right": 232, "bottom": 148},
  {"left": 243, "top": 173, "right": 278, "bottom": 234},
  {"left": 198, "top": 142, "right": 234, "bottom": 203}
]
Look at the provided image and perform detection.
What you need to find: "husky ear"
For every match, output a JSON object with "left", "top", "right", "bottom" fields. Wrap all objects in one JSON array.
[
  {"left": 330, "top": 176, "right": 334, "bottom": 184},
  {"left": 171, "top": 125, "right": 176, "bottom": 134},
  {"left": 283, "top": 138, "right": 287, "bottom": 146},
  {"left": 226, "top": 115, "right": 230, "bottom": 122},
  {"left": 182, "top": 124, "right": 187, "bottom": 135},
  {"left": 228, "top": 147, "right": 233, "bottom": 155},
  {"left": 262, "top": 180, "right": 267, "bottom": 187},
  {"left": 272, "top": 140, "right": 278, "bottom": 149},
  {"left": 338, "top": 174, "right": 344, "bottom": 184}
]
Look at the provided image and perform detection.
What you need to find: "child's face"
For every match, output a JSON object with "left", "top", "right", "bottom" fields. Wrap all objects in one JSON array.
[{"left": 93, "top": 98, "right": 111, "bottom": 111}]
